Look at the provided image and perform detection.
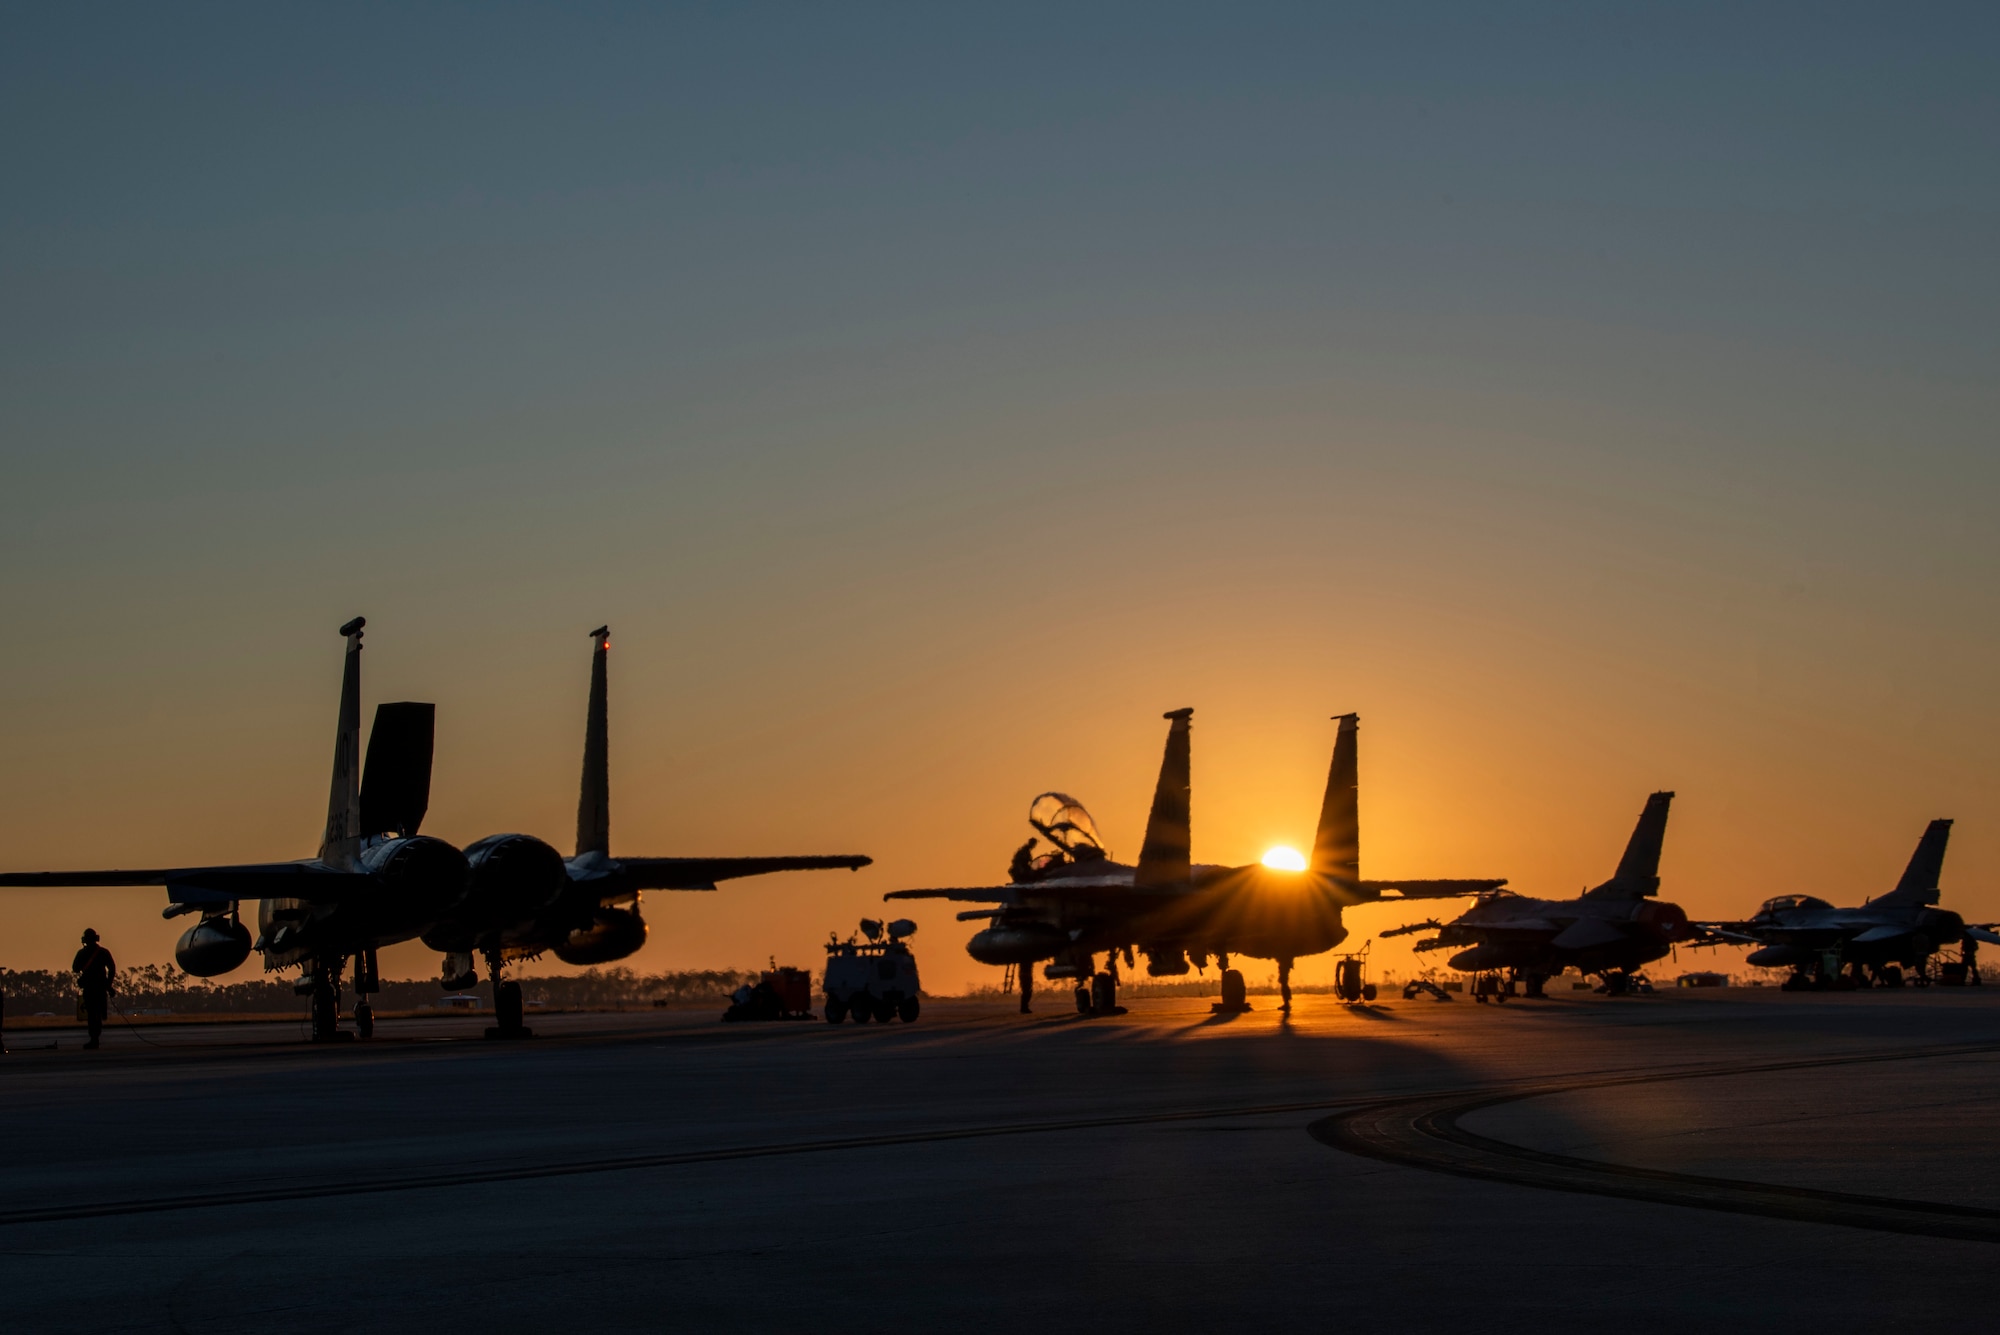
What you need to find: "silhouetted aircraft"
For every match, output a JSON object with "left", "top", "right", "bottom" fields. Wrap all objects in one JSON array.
[
  {"left": 0, "top": 618, "right": 467, "bottom": 1040},
  {"left": 886, "top": 709, "right": 1504, "bottom": 1013},
  {"left": 1699, "top": 819, "right": 2000, "bottom": 988},
  {"left": 1393, "top": 791, "right": 1692, "bottom": 996},
  {"left": 417, "top": 626, "right": 872, "bottom": 1035}
]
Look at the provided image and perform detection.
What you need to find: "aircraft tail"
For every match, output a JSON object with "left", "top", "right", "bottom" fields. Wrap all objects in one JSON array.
[
  {"left": 576, "top": 626, "right": 611, "bottom": 858},
  {"left": 1877, "top": 819, "right": 1952, "bottom": 907},
  {"left": 1309, "top": 713, "right": 1360, "bottom": 893},
  {"left": 1583, "top": 790, "right": 1674, "bottom": 899},
  {"left": 1133, "top": 708, "right": 1193, "bottom": 887},
  {"left": 319, "top": 617, "right": 368, "bottom": 868},
  {"left": 359, "top": 702, "right": 435, "bottom": 838}
]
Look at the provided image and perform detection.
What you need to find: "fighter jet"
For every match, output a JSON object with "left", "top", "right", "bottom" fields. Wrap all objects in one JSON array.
[
  {"left": 1392, "top": 791, "right": 1692, "bottom": 996},
  {"left": 416, "top": 626, "right": 872, "bottom": 1035},
  {"left": 886, "top": 709, "right": 1505, "bottom": 1013},
  {"left": 1699, "top": 819, "right": 2000, "bottom": 988},
  {"left": 0, "top": 618, "right": 468, "bottom": 1040}
]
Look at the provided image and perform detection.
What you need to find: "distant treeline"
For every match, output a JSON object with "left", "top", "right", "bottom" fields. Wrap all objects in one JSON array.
[{"left": 0, "top": 964, "right": 764, "bottom": 1015}]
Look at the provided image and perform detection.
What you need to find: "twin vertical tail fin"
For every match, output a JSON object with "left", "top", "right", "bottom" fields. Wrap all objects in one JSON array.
[
  {"left": 576, "top": 626, "right": 612, "bottom": 859},
  {"left": 1310, "top": 713, "right": 1360, "bottom": 894},
  {"left": 1877, "top": 818, "right": 1952, "bottom": 907},
  {"left": 319, "top": 618, "right": 368, "bottom": 868},
  {"left": 1133, "top": 708, "right": 1193, "bottom": 888},
  {"left": 1585, "top": 790, "right": 1674, "bottom": 899}
]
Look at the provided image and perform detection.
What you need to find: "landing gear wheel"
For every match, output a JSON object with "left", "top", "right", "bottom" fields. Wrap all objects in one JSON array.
[
  {"left": 309, "top": 982, "right": 341, "bottom": 1042},
  {"left": 825, "top": 998, "right": 847, "bottom": 1024},
  {"left": 850, "top": 996, "right": 872, "bottom": 1023},
  {"left": 1074, "top": 985, "right": 1092, "bottom": 1015},
  {"left": 485, "top": 980, "right": 532, "bottom": 1039},
  {"left": 897, "top": 996, "right": 920, "bottom": 1023},
  {"left": 1214, "top": 968, "right": 1249, "bottom": 1012},
  {"left": 354, "top": 1001, "right": 374, "bottom": 1040}
]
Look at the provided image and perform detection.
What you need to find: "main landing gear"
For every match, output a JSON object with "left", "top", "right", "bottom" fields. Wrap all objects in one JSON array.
[
  {"left": 1212, "top": 953, "right": 1250, "bottom": 1013},
  {"left": 485, "top": 951, "right": 532, "bottom": 1040},
  {"left": 301, "top": 954, "right": 354, "bottom": 1043},
  {"left": 1073, "top": 963, "right": 1128, "bottom": 1016}
]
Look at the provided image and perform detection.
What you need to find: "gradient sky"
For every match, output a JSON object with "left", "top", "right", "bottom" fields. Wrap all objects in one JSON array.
[{"left": 4, "top": 4, "right": 1997, "bottom": 992}]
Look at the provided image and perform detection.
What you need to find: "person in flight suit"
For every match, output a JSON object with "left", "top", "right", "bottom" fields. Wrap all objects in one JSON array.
[{"left": 72, "top": 928, "right": 115, "bottom": 1049}]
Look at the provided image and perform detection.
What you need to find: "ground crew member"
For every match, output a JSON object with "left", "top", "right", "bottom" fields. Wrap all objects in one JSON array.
[{"left": 72, "top": 928, "right": 115, "bottom": 1049}]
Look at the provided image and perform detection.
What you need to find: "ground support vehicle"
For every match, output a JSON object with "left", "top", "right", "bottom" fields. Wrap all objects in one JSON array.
[{"left": 825, "top": 919, "right": 921, "bottom": 1024}]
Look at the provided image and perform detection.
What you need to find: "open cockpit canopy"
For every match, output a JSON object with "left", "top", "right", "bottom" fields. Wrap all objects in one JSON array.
[{"left": 1028, "top": 792, "right": 1107, "bottom": 865}]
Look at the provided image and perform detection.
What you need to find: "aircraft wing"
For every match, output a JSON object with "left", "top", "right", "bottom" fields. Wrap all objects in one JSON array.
[
  {"left": 885, "top": 886, "right": 1022, "bottom": 904},
  {"left": 1362, "top": 878, "right": 1508, "bottom": 900},
  {"left": 0, "top": 862, "right": 370, "bottom": 906},
  {"left": 1850, "top": 924, "right": 1915, "bottom": 944},
  {"left": 607, "top": 855, "right": 871, "bottom": 892}
]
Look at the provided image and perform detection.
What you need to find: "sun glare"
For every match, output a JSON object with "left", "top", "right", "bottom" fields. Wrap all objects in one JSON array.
[{"left": 1261, "top": 845, "right": 1307, "bottom": 871}]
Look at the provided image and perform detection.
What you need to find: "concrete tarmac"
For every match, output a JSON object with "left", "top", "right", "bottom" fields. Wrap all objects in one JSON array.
[{"left": 2, "top": 989, "right": 1996, "bottom": 1332}]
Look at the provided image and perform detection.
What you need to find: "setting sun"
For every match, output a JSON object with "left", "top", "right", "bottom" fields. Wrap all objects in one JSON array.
[{"left": 1261, "top": 845, "right": 1308, "bottom": 871}]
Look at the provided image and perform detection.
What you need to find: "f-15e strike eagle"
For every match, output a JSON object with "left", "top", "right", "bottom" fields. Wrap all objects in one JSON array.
[
  {"left": 422, "top": 626, "right": 871, "bottom": 1036},
  {"left": 1698, "top": 819, "right": 2000, "bottom": 989},
  {"left": 0, "top": 620, "right": 870, "bottom": 1042},
  {"left": 1386, "top": 791, "right": 1695, "bottom": 995},
  {"left": 885, "top": 709, "right": 1506, "bottom": 1013}
]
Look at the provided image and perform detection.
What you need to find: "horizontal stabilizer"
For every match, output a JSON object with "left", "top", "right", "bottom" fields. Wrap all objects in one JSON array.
[
  {"left": 1965, "top": 926, "right": 2000, "bottom": 946},
  {"left": 1550, "top": 917, "right": 1629, "bottom": 950},
  {"left": 1876, "top": 819, "right": 1952, "bottom": 907},
  {"left": 359, "top": 702, "right": 435, "bottom": 838},
  {"left": 607, "top": 854, "right": 870, "bottom": 891}
]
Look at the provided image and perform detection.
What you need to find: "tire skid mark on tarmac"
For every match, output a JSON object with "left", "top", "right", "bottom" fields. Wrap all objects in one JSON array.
[
  {"left": 1312, "top": 1041, "right": 2000, "bottom": 1243},
  {"left": 13, "top": 1041, "right": 1996, "bottom": 1231}
]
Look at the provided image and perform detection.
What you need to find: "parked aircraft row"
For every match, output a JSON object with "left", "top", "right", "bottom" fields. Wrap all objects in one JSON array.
[
  {"left": 3, "top": 622, "right": 1991, "bottom": 1036},
  {"left": 0, "top": 620, "right": 868, "bottom": 1040},
  {"left": 893, "top": 710, "right": 1999, "bottom": 1010}
]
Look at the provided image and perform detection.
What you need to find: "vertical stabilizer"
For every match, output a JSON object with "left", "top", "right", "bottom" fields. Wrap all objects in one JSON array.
[
  {"left": 1585, "top": 790, "right": 1674, "bottom": 898},
  {"left": 576, "top": 626, "right": 611, "bottom": 858},
  {"left": 1134, "top": 708, "right": 1193, "bottom": 887},
  {"left": 1878, "top": 819, "right": 1952, "bottom": 907},
  {"left": 319, "top": 617, "right": 367, "bottom": 869},
  {"left": 1310, "top": 713, "right": 1360, "bottom": 893}
]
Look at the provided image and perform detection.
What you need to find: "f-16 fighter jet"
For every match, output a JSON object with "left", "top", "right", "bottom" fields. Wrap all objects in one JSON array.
[
  {"left": 1392, "top": 791, "right": 1693, "bottom": 996},
  {"left": 886, "top": 709, "right": 1504, "bottom": 1014},
  {"left": 0, "top": 618, "right": 467, "bottom": 1041},
  {"left": 417, "top": 627, "right": 872, "bottom": 1036},
  {"left": 1700, "top": 819, "right": 2000, "bottom": 989}
]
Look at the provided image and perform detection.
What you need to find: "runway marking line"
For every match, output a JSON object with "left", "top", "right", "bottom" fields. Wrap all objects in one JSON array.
[{"left": 1311, "top": 1040, "right": 2000, "bottom": 1243}]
